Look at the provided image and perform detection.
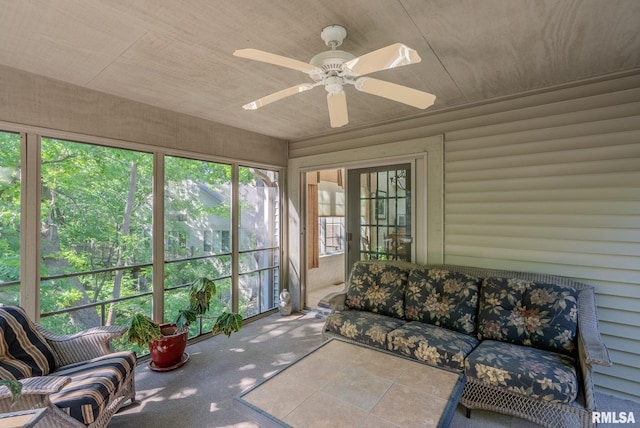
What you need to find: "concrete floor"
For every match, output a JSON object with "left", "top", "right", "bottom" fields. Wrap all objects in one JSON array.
[{"left": 110, "top": 311, "right": 640, "bottom": 427}]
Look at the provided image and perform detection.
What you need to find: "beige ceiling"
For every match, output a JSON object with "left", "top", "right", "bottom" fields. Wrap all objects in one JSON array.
[{"left": 1, "top": 0, "right": 639, "bottom": 142}]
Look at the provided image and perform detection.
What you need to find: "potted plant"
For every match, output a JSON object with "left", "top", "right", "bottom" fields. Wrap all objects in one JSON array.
[{"left": 127, "top": 277, "right": 242, "bottom": 371}]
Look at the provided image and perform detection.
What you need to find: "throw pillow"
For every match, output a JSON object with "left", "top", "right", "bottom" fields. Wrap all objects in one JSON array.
[
  {"left": 405, "top": 268, "right": 480, "bottom": 335},
  {"left": 0, "top": 306, "right": 57, "bottom": 380},
  {"left": 345, "top": 262, "right": 408, "bottom": 318},
  {"left": 477, "top": 277, "right": 579, "bottom": 355}
]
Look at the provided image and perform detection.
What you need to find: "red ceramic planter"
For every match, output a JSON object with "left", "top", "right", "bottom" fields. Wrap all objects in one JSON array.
[{"left": 149, "top": 324, "right": 188, "bottom": 369}]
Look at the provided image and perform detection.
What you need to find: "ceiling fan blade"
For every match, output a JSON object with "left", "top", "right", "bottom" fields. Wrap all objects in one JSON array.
[
  {"left": 343, "top": 43, "right": 421, "bottom": 76},
  {"left": 327, "top": 91, "right": 348, "bottom": 128},
  {"left": 355, "top": 77, "right": 436, "bottom": 109},
  {"left": 234, "top": 48, "right": 321, "bottom": 74},
  {"left": 242, "top": 84, "right": 315, "bottom": 110}
]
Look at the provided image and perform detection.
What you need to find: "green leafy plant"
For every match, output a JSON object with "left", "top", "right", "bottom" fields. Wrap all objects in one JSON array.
[
  {"left": 188, "top": 276, "right": 216, "bottom": 315},
  {"left": 127, "top": 313, "right": 162, "bottom": 348},
  {"left": 0, "top": 379, "right": 23, "bottom": 404},
  {"left": 128, "top": 276, "right": 242, "bottom": 347},
  {"left": 212, "top": 311, "right": 243, "bottom": 337}
]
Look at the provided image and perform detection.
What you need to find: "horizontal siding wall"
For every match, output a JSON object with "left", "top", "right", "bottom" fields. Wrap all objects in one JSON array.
[
  {"left": 290, "top": 72, "right": 640, "bottom": 402},
  {"left": 444, "top": 90, "right": 640, "bottom": 402}
]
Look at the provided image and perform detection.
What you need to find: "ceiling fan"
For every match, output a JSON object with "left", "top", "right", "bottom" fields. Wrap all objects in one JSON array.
[{"left": 234, "top": 25, "right": 436, "bottom": 128}]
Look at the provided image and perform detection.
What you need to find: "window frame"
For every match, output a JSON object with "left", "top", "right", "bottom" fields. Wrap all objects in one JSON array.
[{"left": 0, "top": 120, "right": 285, "bottom": 331}]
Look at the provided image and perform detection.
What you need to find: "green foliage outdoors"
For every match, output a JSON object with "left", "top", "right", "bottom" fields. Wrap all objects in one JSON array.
[{"left": 0, "top": 134, "right": 276, "bottom": 355}]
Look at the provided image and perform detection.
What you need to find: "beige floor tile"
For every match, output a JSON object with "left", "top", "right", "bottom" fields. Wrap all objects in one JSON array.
[
  {"left": 395, "top": 362, "right": 461, "bottom": 397},
  {"left": 283, "top": 390, "right": 367, "bottom": 428},
  {"left": 361, "top": 414, "right": 403, "bottom": 428},
  {"left": 307, "top": 283, "right": 345, "bottom": 310},
  {"left": 242, "top": 376, "right": 317, "bottom": 419},
  {"left": 354, "top": 346, "right": 409, "bottom": 381},
  {"left": 321, "top": 366, "right": 393, "bottom": 411},
  {"left": 372, "top": 383, "right": 448, "bottom": 427}
]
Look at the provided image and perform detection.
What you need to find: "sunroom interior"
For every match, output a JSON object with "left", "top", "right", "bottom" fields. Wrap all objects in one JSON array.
[{"left": 0, "top": 0, "right": 639, "bottom": 419}]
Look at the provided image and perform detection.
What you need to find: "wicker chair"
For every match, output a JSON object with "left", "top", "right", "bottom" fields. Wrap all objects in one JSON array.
[{"left": 0, "top": 305, "right": 136, "bottom": 428}]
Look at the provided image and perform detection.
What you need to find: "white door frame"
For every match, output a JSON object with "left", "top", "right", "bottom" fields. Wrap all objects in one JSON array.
[{"left": 287, "top": 135, "right": 443, "bottom": 312}]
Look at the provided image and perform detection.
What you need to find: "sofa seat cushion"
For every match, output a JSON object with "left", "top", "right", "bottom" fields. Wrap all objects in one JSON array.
[
  {"left": 0, "top": 306, "right": 56, "bottom": 380},
  {"left": 405, "top": 268, "right": 480, "bottom": 335},
  {"left": 465, "top": 340, "right": 578, "bottom": 404},
  {"left": 50, "top": 351, "right": 136, "bottom": 425},
  {"left": 345, "top": 261, "right": 408, "bottom": 318},
  {"left": 325, "top": 311, "right": 407, "bottom": 348},
  {"left": 477, "top": 277, "right": 579, "bottom": 355},
  {"left": 387, "top": 321, "right": 479, "bottom": 372}
]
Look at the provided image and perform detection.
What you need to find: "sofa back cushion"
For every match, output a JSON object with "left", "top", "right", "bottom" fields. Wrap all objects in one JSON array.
[
  {"left": 345, "top": 261, "right": 408, "bottom": 318},
  {"left": 0, "top": 305, "right": 56, "bottom": 380},
  {"left": 405, "top": 268, "right": 480, "bottom": 335},
  {"left": 476, "top": 277, "right": 579, "bottom": 355}
]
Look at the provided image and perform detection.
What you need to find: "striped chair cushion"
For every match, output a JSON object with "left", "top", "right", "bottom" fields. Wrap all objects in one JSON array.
[
  {"left": 50, "top": 351, "right": 136, "bottom": 425},
  {"left": 0, "top": 306, "right": 56, "bottom": 380}
]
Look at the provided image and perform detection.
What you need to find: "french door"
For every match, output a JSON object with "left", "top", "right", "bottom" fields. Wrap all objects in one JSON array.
[{"left": 346, "top": 163, "right": 412, "bottom": 271}]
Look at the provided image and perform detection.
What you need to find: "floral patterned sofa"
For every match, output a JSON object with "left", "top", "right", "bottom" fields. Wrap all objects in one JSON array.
[{"left": 322, "top": 260, "right": 612, "bottom": 428}]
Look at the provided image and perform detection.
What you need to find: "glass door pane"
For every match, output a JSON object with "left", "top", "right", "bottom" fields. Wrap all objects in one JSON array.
[{"left": 347, "top": 164, "right": 411, "bottom": 271}]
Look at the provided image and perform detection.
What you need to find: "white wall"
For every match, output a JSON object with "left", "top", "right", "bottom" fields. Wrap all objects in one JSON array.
[
  {"left": 289, "top": 72, "right": 640, "bottom": 402},
  {"left": 307, "top": 253, "right": 344, "bottom": 291}
]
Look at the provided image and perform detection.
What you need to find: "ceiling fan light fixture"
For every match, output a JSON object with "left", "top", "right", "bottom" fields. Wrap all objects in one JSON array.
[{"left": 324, "top": 76, "right": 344, "bottom": 95}]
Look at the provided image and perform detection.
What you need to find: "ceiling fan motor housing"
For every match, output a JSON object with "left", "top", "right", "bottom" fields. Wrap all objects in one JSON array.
[{"left": 309, "top": 50, "right": 356, "bottom": 81}]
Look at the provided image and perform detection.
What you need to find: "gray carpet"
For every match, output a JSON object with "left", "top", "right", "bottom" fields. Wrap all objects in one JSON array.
[{"left": 109, "top": 311, "right": 639, "bottom": 427}]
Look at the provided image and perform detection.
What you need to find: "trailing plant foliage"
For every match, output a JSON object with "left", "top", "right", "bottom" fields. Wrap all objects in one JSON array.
[
  {"left": 174, "top": 308, "right": 198, "bottom": 331},
  {"left": 212, "top": 312, "right": 243, "bottom": 337},
  {"left": 0, "top": 379, "right": 22, "bottom": 404},
  {"left": 128, "top": 276, "right": 242, "bottom": 346},
  {"left": 127, "top": 313, "right": 162, "bottom": 348},
  {"left": 188, "top": 277, "right": 217, "bottom": 316}
]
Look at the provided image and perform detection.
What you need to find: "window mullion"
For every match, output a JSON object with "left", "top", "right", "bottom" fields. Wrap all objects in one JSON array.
[
  {"left": 21, "top": 132, "right": 41, "bottom": 320},
  {"left": 231, "top": 163, "right": 239, "bottom": 313},
  {"left": 152, "top": 153, "right": 165, "bottom": 322}
]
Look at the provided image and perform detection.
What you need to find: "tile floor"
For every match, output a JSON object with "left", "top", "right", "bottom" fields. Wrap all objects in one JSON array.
[
  {"left": 238, "top": 339, "right": 463, "bottom": 427},
  {"left": 306, "top": 283, "right": 345, "bottom": 312}
]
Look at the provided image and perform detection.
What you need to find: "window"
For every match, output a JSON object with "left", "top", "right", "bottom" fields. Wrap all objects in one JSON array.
[
  {"left": 319, "top": 216, "right": 344, "bottom": 255},
  {"left": 0, "top": 131, "right": 21, "bottom": 305},
  {"left": 238, "top": 166, "right": 280, "bottom": 318},
  {"left": 1, "top": 130, "right": 283, "bottom": 352},
  {"left": 221, "top": 230, "right": 230, "bottom": 252},
  {"left": 203, "top": 230, "right": 212, "bottom": 252},
  {"left": 39, "top": 138, "right": 153, "bottom": 335},
  {"left": 164, "top": 156, "right": 232, "bottom": 336}
]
